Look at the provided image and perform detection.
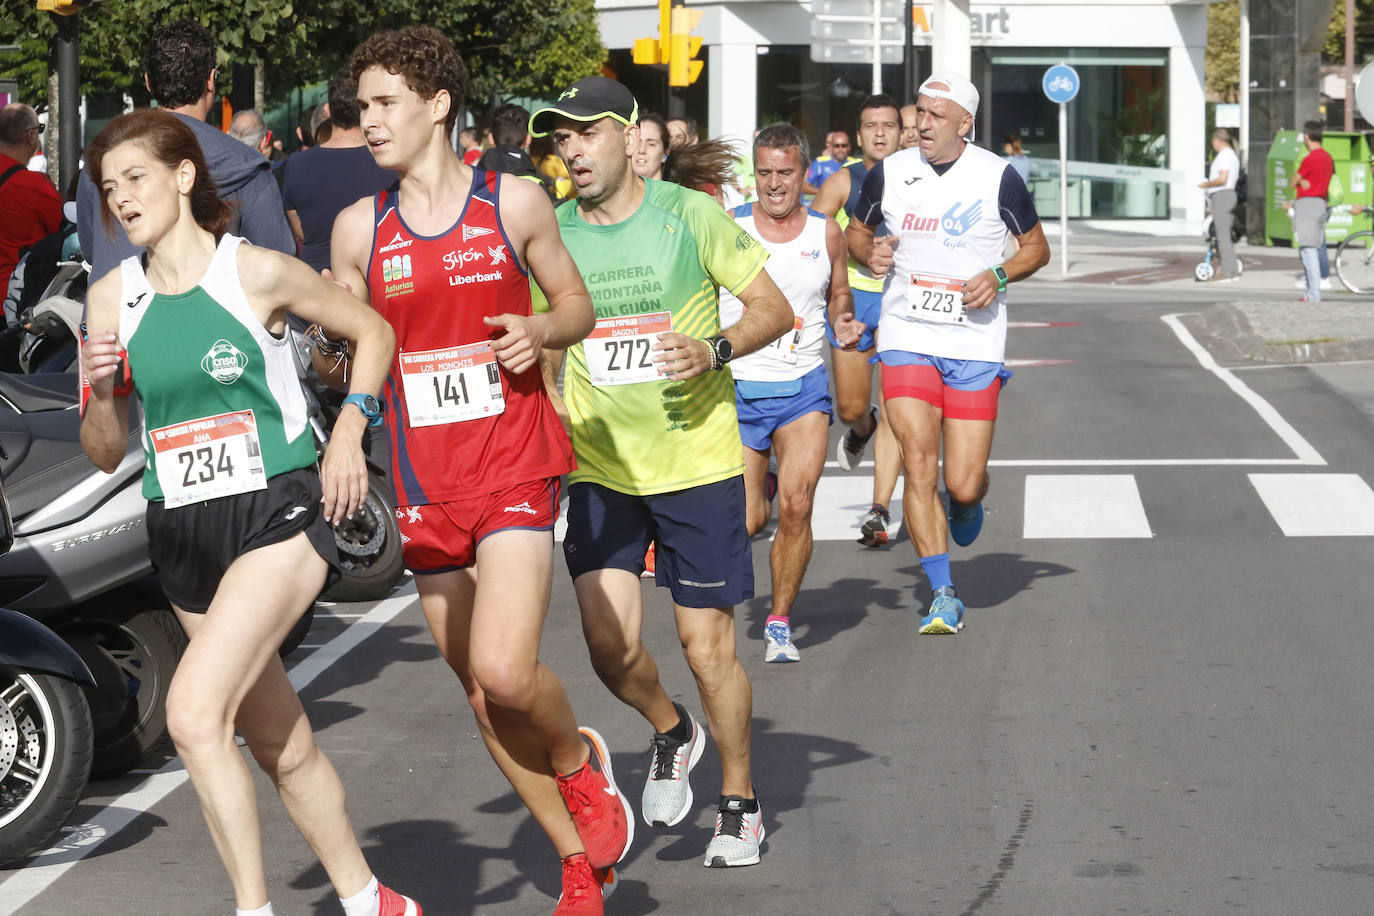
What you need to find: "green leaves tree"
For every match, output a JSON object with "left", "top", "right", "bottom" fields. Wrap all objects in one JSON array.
[{"left": 0, "top": 0, "right": 603, "bottom": 112}]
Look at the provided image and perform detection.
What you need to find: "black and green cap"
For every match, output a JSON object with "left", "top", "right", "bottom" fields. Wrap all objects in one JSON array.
[{"left": 529, "top": 76, "right": 639, "bottom": 138}]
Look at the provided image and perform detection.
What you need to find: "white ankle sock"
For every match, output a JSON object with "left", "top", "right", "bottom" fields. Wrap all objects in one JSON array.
[
  {"left": 235, "top": 905, "right": 274, "bottom": 916},
  {"left": 339, "top": 875, "right": 380, "bottom": 916}
]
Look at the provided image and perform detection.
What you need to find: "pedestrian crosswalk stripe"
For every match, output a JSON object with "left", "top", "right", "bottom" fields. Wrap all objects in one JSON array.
[
  {"left": 1248, "top": 473, "right": 1374, "bottom": 536},
  {"left": 1022, "top": 474, "right": 1153, "bottom": 539}
]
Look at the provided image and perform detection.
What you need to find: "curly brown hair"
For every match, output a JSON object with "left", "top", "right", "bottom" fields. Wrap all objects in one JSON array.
[
  {"left": 86, "top": 109, "right": 231, "bottom": 240},
  {"left": 349, "top": 26, "right": 467, "bottom": 135}
]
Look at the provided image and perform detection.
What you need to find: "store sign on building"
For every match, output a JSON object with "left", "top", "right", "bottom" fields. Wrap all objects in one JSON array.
[{"left": 910, "top": 5, "right": 1013, "bottom": 42}]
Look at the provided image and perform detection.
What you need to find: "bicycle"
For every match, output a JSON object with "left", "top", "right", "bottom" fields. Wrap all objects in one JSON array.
[{"left": 1334, "top": 204, "right": 1374, "bottom": 293}]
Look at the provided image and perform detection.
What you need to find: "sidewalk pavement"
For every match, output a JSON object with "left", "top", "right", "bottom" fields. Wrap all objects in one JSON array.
[{"left": 1027, "top": 227, "right": 1374, "bottom": 364}]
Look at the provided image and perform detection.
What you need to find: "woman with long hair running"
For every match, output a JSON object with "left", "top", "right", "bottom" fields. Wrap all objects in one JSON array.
[{"left": 80, "top": 108, "right": 418, "bottom": 916}]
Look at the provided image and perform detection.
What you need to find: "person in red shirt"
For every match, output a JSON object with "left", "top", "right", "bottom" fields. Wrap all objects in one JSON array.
[
  {"left": 0, "top": 104, "right": 62, "bottom": 303},
  {"left": 331, "top": 26, "right": 629, "bottom": 915},
  {"left": 1291, "top": 119, "right": 1334, "bottom": 302}
]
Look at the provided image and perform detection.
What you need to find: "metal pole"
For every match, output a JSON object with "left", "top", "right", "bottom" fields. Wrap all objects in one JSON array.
[
  {"left": 1345, "top": 0, "right": 1355, "bottom": 132},
  {"left": 871, "top": 0, "right": 882, "bottom": 95},
  {"left": 903, "top": 0, "right": 915, "bottom": 104},
  {"left": 1059, "top": 100, "right": 1068, "bottom": 276},
  {"left": 1239, "top": 0, "right": 1249, "bottom": 169},
  {"left": 55, "top": 13, "right": 79, "bottom": 196}
]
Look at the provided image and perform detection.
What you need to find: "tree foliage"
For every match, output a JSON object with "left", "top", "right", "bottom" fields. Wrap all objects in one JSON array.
[
  {"left": 1206, "top": 1, "right": 1241, "bottom": 103},
  {"left": 1325, "top": 0, "right": 1374, "bottom": 65},
  {"left": 0, "top": 0, "right": 604, "bottom": 111}
]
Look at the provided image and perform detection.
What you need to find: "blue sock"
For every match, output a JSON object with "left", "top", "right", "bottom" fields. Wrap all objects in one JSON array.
[{"left": 920, "top": 553, "right": 952, "bottom": 592}]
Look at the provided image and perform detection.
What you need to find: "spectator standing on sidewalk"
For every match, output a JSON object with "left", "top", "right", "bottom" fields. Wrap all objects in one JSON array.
[
  {"left": 1199, "top": 128, "right": 1240, "bottom": 282},
  {"left": 1291, "top": 120, "right": 1333, "bottom": 302}
]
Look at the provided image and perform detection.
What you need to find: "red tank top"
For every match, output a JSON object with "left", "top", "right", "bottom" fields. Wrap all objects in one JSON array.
[{"left": 366, "top": 170, "right": 574, "bottom": 506}]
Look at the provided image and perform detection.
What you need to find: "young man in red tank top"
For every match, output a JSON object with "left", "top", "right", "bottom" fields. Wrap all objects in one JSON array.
[{"left": 330, "top": 27, "right": 628, "bottom": 914}]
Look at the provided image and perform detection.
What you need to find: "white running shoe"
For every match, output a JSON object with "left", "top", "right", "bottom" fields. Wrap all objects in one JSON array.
[
  {"left": 703, "top": 795, "right": 765, "bottom": 867},
  {"left": 763, "top": 620, "right": 800, "bottom": 663},
  {"left": 641, "top": 704, "right": 705, "bottom": 827}
]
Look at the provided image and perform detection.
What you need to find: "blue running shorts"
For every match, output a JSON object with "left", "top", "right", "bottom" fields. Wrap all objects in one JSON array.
[
  {"left": 563, "top": 476, "right": 754, "bottom": 609},
  {"left": 734, "top": 364, "right": 833, "bottom": 452}
]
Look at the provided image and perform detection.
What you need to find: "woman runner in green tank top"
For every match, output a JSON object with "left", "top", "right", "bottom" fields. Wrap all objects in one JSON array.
[{"left": 79, "top": 109, "right": 420, "bottom": 916}]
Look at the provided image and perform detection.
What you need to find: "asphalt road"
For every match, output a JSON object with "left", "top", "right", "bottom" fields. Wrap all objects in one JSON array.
[{"left": 7, "top": 281, "right": 1374, "bottom": 915}]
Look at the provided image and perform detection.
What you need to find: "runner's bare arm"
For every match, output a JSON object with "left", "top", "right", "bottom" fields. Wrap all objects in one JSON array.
[
  {"left": 239, "top": 243, "right": 396, "bottom": 523},
  {"left": 486, "top": 178, "right": 594, "bottom": 374},
  {"left": 961, "top": 222, "right": 1051, "bottom": 310},
  {"left": 845, "top": 215, "right": 896, "bottom": 278},
  {"left": 652, "top": 269, "right": 792, "bottom": 382},
  {"left": 825, "top": 217, "right": 862, "bottom": 350},
  {"left": 286, "top": 209, "right": 305, "bottom": 244},
  {"left": 79, "top": 273, "right": 132, "bottom": 473},
  {"left": 812, "top": 168, "right": 849, "bottom": 219},
  {"left": 539, "top": 349, "right": 571, "bottom": 435}
]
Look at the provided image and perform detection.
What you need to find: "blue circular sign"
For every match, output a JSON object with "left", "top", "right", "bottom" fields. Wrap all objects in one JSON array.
[{"left": 1043, "top": 64, "right": 1080, "bottom": 104}]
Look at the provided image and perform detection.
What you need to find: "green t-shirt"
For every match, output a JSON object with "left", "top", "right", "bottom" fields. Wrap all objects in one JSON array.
[{"left": 551, "top": 178, "right": 768, "bottom": 495}]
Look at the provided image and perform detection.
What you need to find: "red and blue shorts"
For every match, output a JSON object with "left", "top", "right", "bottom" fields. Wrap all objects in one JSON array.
[{"left": 878, "top": 350, "right": 1012, "bottom": 421}]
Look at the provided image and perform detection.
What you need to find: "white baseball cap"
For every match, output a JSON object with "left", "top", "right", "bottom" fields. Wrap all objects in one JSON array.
[{"left": 918, "top": 72, "right": 979, "bottom": 142}]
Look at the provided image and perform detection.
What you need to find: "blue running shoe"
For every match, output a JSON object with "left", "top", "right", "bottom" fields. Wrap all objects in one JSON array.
[
  {"left": 763, "top": 620, "right": 800, "bottom": 663},
  {"left": 919, "top": 586, "right": 964, "bottom": 634},
  {"left": 947, "top": 498, "right": 983, "bottom": 547}
]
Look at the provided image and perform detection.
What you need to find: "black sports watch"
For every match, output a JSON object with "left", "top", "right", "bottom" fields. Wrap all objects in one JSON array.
[
  {"left": 343, "top": 393, "right": 385, "bottom": 427},
  {"left": 705, "top": 335, "right": 733, "bottom": 370}
]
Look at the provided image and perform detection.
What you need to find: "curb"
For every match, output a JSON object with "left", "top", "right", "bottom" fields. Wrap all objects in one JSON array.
[{"left": 1185, "top": 302, "right": 1374, "bottom": 363}]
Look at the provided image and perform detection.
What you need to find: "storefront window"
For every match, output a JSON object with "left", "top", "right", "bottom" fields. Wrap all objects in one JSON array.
[
  {"left": 755, "top": 45, "right": 931, "bottom": 159},
  {"left": 989, "top": 48, "right": 1169, "bottom": 218}
]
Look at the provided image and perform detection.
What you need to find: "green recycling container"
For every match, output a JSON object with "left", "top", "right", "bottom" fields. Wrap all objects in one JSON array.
[{"left": 1265, "top": 129, "right": 1372, "bottom": 246}]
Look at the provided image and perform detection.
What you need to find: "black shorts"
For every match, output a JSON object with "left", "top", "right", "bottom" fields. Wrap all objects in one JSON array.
[
  {"left": 563, "top": 476, "right": 753, "bottom": 609},
  {"left": 147, "top": 467, "right": 338, "bottom": 613}
]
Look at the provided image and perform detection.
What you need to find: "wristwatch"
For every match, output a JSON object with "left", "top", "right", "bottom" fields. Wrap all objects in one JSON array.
[
  {"left": 342, "top": 393, "right": 385, "bottom": 427},
  {"left": 992, "top": 264, "right": 1009, "bottom": 292},
  {"left": 705, "top": 335, "right": 733, "bottom": 371}
]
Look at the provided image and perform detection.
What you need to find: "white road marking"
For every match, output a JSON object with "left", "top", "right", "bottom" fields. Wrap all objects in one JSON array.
[
  {"left": 1249, "top": 473, "right": 1374, "bottom": 536},
  {"left": 1162, "top": 313, "right": 1326, "bottom": 466},
  {"left": 1022, "top": 474, "right": 1153, "bottom": 539},
  {"left": 0, "top": 583, "right": 422, "bottom": 914}
]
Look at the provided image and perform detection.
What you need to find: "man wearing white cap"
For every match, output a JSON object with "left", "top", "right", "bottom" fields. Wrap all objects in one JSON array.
[{"left": 845, "top": 72, "right": 1050, "bottom": 634}]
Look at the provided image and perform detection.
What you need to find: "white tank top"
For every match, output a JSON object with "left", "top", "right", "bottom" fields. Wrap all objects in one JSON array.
[
  {"left": 874, "top": 144, "right": 1013, "bottom": 363},
  {"left": 719, "top": 204, "right": 830, "bottom": 383}
]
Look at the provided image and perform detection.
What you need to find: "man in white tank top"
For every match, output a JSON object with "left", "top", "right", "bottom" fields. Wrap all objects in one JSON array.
[
  {"left": 720, "top": 124, "right": 863, "bottom": 663},
  {"left": 846, "top": 73, "right": 1050, "bottom": 635}
]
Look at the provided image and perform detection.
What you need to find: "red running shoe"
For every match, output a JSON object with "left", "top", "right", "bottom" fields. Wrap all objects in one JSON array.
[
  {"left": 553, "top": 853, "right": 617, "bottom": 915},
  {"left": 641, "top": 542, "right": 656, "bottom": 579},
  {"left": 556, "top": 727, "right": 634, "bottom": 869},
  {"left": 377, "top": 884, "right": 422, "bottom": 916}
]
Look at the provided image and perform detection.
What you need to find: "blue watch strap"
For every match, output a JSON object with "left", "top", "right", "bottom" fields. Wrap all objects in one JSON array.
[{"left": 342, "top": 393, "right": 384, "bottom": 427}]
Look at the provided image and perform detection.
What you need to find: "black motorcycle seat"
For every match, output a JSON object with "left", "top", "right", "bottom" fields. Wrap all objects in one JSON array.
[{"left": 0, "top": 372, "right": 79, "bottom": 414}]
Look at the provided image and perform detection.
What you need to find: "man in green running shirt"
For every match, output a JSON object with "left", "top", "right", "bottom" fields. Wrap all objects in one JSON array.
[{"left": 531, "top": 77, "right": 792, "bottom": 869}]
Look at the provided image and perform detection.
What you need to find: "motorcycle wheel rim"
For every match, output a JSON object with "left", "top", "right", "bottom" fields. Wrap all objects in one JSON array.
[{"left": 0, "top": 674, "right": 58, "bottom": 830}]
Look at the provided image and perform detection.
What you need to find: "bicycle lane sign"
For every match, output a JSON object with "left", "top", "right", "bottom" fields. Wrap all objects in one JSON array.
[{"left": 1043, "top": 64, "right": 1080, "bottom": 104}]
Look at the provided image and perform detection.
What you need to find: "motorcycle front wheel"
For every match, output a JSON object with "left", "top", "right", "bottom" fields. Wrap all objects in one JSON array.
[
  {"left": 322, "top": 471, "right": 405, "bottom": 603},
  {"left": 0, "top": 670, "right": 93, "bottom": 866}
]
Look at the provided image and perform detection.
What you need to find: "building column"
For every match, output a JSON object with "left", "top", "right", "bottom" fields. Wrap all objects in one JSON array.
[
  {"left": 708, "top": 38, "right": 757, "bottom": 146},
  {"left": 931, "top": 0, "right": 970, "bottom": 77},
  {"left": 1169, "top": 40, "right": 1207, "bottom": 227}
]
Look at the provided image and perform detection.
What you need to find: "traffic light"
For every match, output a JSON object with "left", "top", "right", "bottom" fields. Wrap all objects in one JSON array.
[
  {"left": 36, "top": 0, "right": 100, "bottom": 14},
  {"left": 633, "top": 0, "right": 703, "bottom": 86},
  {"left": 668, "top": 2, "right": 703, "bottom": 87}
]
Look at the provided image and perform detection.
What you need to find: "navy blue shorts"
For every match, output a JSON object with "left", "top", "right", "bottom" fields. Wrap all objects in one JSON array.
[
  {"left": 828, "top": 287, "right": 881, "bottom": 351},
  {"left": 734, "top": 364, "right": 833, "bottom": 452},
  {"left": 563, "top": 477, "right": 754, "bottom": 609}
]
